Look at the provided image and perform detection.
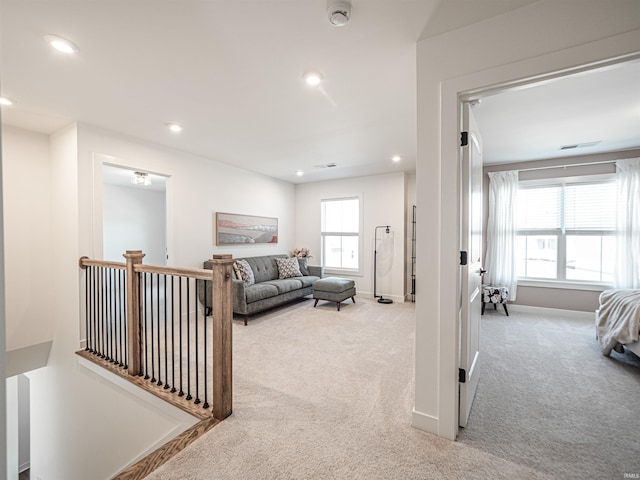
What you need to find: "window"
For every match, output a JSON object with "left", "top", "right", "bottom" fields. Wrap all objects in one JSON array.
[
  {"left": 321, "top": 196, "right": 362, "bottom": 274},
  {"left": 516, "top": 177, "right": 616, "bottom": 283}
]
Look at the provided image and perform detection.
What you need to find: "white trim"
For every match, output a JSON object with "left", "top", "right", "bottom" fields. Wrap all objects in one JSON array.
[
  {"left": 508, "top": 304, "right": 594, "bottom": 320},
  {"left": 518, "top": 279, "right": 610, "bottom": 292},
  {"left": 411, "top": 409, "right": 439, "bottom": 433}
]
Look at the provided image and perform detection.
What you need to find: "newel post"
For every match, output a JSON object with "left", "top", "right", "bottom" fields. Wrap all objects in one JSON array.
[
  {"left": 124, "top": 250, "right": 145, "bottom": 376},
  {"left": 211, "top": 254, "right": 234, "bottom": 419}
]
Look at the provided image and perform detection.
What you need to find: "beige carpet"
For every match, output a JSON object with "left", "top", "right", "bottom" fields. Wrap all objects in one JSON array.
[{"left": 146, "top": 297, "right": 552, "bottom": 480}]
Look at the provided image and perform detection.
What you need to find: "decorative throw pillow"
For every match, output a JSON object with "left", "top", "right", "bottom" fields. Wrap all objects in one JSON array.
[
  {"left": 275, "top": 257, "right": 302, "bottom": 279},
  {"left": 233, "top": 259, "right": 255, "bottom": 287},
  {"left": 297, "top": 257, "right": 310, "bottom": 276}
]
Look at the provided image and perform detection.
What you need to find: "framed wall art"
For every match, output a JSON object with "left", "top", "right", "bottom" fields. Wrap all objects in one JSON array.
[{"left": 215, "top": 212, "right": 278, "bottom": 245}]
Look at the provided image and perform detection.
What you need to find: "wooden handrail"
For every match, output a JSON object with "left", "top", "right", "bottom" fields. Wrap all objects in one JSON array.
[
  {"left": 134, "top": 264, "right": 213, "bottom": 281},
  {"left": 79, "top": 256, "right": 126, "bottom": 270}
]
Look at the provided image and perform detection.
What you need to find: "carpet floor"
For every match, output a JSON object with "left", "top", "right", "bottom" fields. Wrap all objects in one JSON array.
[
  {"left": 147, "top": 297, "right": 640, "bottom": 480},
  {"left": 458, "top": 307, "right": 640, "bottom": 480}
]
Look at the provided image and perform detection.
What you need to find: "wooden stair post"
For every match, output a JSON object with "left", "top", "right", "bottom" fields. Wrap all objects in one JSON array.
[
  {"left": 211, "top": 254, "right": 234, "bottom": 420},
  {"left": 124, "top": 250, "right": 145, "bottom": 376}
]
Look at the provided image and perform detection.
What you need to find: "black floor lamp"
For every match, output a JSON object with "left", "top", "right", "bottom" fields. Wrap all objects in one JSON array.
[{"left": 374, "top": 225, "right": 393, "bottom": 304}]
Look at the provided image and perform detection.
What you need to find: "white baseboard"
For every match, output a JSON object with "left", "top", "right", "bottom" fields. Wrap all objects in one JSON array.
[
  {"left": 19, "top": 461, "right": 30, "bottom": 473},
  {"left": 411, "top": 408, "right": 439, "bottom": 434},
  {"left": 508, "top": 304, "right": 594, "bottom": 320}
]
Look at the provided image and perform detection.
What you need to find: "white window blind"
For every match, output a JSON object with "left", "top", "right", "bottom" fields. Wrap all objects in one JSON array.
[
  {"left": 516, "top": 177, "right": 616, "bottom": 283},
  {"left": 516, "top": 185, "right": 561, "bottom": 230}
]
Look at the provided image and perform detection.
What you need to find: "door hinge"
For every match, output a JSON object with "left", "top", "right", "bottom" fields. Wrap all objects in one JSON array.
[
  {"left": 459, "top": 368, "right": 466, "bottom": 383},
  {"left": 460, "top": 250, "right": 468, "bottom": 266},
  {"left": 460, "top": 131, "right": 468, "bottom": 147}
]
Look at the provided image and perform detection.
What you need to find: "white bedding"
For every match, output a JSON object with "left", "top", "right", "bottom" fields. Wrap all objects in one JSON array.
[{"left": 596, "top": 289, "right": 640, "bottom": 356}]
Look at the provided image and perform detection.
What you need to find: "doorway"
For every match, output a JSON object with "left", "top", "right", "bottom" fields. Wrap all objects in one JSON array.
[
  {"left": 102, "top": 164, "right": 168, "bottom": 265},
  {"left": 454, "top": 56, "right": 640, "bottom": 436}
]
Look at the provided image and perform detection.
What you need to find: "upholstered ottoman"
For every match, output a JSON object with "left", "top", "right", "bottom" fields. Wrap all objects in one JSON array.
[
  {"left": 313, "top": 277, "right": 356, "bottom": 311},
  {"left": 481, "top": 285, "right": 509, "bottom": 316}
]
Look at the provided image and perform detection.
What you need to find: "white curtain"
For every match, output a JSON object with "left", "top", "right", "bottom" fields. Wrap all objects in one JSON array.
[
  {"left": 485, "top": 170, "right": 518, "bottom": 300},
  {"left": 615, "top": 158, "right": 640, "bottom": 289}
]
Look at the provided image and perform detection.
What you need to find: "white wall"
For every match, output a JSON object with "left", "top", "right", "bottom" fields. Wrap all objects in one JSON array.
[
  {"left": 2, "top": 126, "right": 54, "bottom": 352},
  {"left": 103, "top": 183, "right": 166, "bottom": 265},
  {"left": 82, "top": 124, "right": 296, "bottom": 268},
  {"left": 415, "top": 1, "right": 640, "bottom": 440},
  {"left": 295, "top": 172, "right": 406, "bottom": 301}
]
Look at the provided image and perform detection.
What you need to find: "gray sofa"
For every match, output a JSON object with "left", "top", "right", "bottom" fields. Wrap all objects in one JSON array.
[{"left": 201, "top": 254, "right": 323, "bottom": 325}]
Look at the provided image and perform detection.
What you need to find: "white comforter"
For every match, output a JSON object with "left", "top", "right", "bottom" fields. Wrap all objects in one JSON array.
[{"left": 596, "top": 289, "right": 640, "bottom": 356}]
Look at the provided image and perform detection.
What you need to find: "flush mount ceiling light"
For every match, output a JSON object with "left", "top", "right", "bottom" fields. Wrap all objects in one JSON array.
[
  {"left": 392, "top": 155, "right": 401, "bottom": 162},
  {"left": 296, "top": 170, "right": 304, "bottom": 177},
  {"left": 0, "top": 97, "right": 15, "bottom": 106},
  {"left": 131, "top": 171, "right": 152, "bottom": 186},
  {"left": 44, "top": 34, "right": 79, "bottom": 54},
  {"left": 327, "top": 0, "right": 351, "bottom": 26},
  {"left": 166, "top": 123, "right": 183, "bottom": 133},
  {"left": 303, "top": 71, "right": 324, "bottom": 87}
]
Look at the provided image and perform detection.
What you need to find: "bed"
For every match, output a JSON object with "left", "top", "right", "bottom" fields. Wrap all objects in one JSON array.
[{"left": 596, "top": 289, "right": 640, "bottom": 357}]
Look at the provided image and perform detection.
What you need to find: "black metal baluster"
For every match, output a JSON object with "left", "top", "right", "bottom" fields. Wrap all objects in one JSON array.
[
  {"left": 163, "top": 274, "right": 169, "bottom": 389},
  {"left": 107, "top": 268, "right": 113, "bottom": 362},
  {"left": 150, "top": 273, "right": 156, "bottom": 383},
  {"left": 93, "top": 266, "right": 98, "bottom": 354},
  {"left": 88, "top": 266, "right": 94, "bottom": 353},
  {"left": 203, "top": 280, "right": 209, "bottom": 409},
  {"left": 100, "top": 267, "right": 106, "bottom": 358},
  {"left": 194, "top": 278, "right": 200, "bottom": 405},
  {"left": 85, "top": 265, "right": 90, "bottom": 351},
  {"left": 156, "top": 273, "right": 162, "bottom": 387},
  {"left": 178, "top": 277, "right": 184, "bottom": 397},
  {"left": 171, "top": 276, "right": 176, "bottom": 393},
  {"left": 143, "top": 273, "right": 150, "bottom": 379},
  {"left": 122, "top": 269, "right": 125, "bottom": 366},
  {"left": 186, "top": 279, "right": 192, "bottom": 401}
]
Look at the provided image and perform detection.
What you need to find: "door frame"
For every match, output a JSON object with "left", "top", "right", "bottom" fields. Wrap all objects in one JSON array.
[
  {"left": 437, "top": 48, "right": 640, "bottom": 441},
  {"left": 91, "top": 152, "right": 173, "bottom": 264}
]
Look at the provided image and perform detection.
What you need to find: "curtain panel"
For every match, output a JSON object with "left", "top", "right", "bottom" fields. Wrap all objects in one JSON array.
[
  {"left": 485, "top": 170, "right": 518, "bottom": 301},
  {"left": 615, "top": 158, "right": 640, "bottom": 289}
]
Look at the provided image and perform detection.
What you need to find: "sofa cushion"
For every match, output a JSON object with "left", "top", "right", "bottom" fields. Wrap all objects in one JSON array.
[
  {"left": 244, "top": 255, "right": 285, "bottom": 283},
  {"left": 275, "top": 257, "right": 302, "bottom": 279},
  {"left": 262, "top": 278, "right": 303, "bottom": 295},
  {"left": 244, "top": 283, "right": 279, "bottom": 304},
  {"left": 297, "top": 275, "right": 320, "bottom": 288},
  {"left": 233, "top": 259, "right": 255, "bottom": 286},
  {"left": 297, "top": 257, "right": 310, "bottom": 276}
]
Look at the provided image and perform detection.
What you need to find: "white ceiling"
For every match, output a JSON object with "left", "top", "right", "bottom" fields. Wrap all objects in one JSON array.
[
  {"left": 1, "top": 1, "right": 638, "bottom": 184},
  {"left": 474, "top": 59, "right": 640, "bottom": 165}
]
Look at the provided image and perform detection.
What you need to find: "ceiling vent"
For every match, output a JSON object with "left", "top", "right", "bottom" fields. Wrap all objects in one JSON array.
[
  {"left": 559, "top": 141, "right": 601, "bottom": 150},
  {"left": 327, "top": 0, "right": 351, "bottom": 27},
  {"left": 314, "top": 162, "right": 339, "bottom": 168}
]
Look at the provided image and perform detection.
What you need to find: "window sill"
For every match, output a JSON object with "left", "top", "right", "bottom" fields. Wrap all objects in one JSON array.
[
  {"left": 518, "top": 279, "right": 612, "bottom": 292},
  {"left": 323, "top": 268, "right": 363, "bottom": 278}
]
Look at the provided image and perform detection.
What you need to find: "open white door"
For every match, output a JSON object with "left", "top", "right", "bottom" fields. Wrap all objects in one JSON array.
[{"left": 459, "top": 101, "right": 483, "bottom": 428}]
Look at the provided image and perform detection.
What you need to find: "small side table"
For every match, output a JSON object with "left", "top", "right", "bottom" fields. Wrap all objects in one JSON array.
[{"left": 481, "top": 285, "right": 509, "bottom": 316}]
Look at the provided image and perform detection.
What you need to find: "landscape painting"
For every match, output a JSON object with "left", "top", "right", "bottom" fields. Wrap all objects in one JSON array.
[{"left": 216, "top": 212, "right": 278, "bottom": 245}]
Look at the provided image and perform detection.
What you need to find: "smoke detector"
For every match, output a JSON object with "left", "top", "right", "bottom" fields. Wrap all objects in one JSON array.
[{"left": 327, "top": 0, "right": 351, "bottom": 27}]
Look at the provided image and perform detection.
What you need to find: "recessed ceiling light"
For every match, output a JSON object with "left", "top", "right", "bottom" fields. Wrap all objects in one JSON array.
[
  {"left": 296, "top": 170, "right": 304, "bottom": 177},
  {"left": 0, "top": 97, "right": 15, "bottom": 106},
  {"left": 167, "top": 123, "right": 183, "bottom": 133},
  {"left": 303, "top": 71, "right": 324, "bottom": 87},
  {"left": 44, "top": 34, "right": 79, "bottom": 54},
  {"left": 392, "top": 155, "right": 401, "bottom": 162}
]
